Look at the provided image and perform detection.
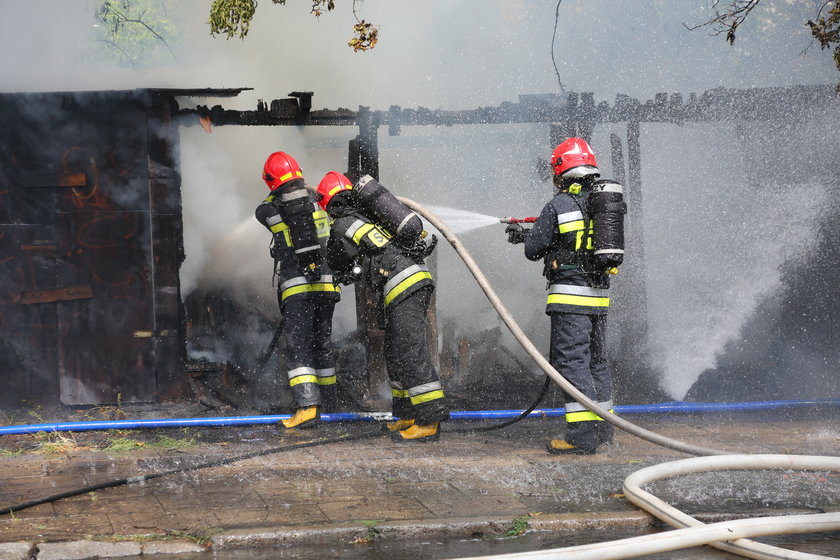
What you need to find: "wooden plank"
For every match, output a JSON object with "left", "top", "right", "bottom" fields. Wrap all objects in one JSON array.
[
  {"left": 19, "top": 285, "right": 93, "bottom": 304},
  {"left": 20, "top": 173, "right": 87, "bottom": 188}
]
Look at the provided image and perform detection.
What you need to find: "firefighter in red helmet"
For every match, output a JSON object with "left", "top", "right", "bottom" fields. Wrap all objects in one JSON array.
[
  {"left": 255, "top": 152, "right": 340, "bottom": 429},
  {"left": 506, "top": 137, "right": 626, "bottom": 454},
  {"left": 317, "top": 171, "right": 449, "bottom": 442}
]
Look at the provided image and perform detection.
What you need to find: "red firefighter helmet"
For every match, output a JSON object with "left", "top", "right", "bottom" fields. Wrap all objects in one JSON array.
[
  {"left": 262, "top": 151, "right": 303, "bottom": 190},
  {"left": 550, "top": 137, "right": 599, "bottom": 178},
  {"left": 316, "top": 171, "right": 353, "bottom": 210}
]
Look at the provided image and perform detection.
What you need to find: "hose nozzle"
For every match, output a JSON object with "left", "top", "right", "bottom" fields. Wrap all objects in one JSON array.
[{"left": 500, "top": 217, "right": 538, "bottom": 224}]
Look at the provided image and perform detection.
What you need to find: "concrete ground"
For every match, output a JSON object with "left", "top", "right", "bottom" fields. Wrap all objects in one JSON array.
[{"left": 0, "top": 407, "right": 838, "bottom": 559}]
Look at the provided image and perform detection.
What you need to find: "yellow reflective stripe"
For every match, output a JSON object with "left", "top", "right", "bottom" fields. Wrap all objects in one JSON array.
[
  {"left": 566, "top": 408, "right": 614, "bottom": 423},
  {"left": 289, "top": 374, "right": 318, "bottom": 387},
  {"left": 546, "top": 294, "right": 610, "bottom": 307},
  {"left": 391, "top": 389, "right": 410, "bottom": 398},
  {"left": 277, "top": 170, "right": 303, "bottom": 183},
  {"left": 281, "top": 283, "right": 341, "bottom": 301},
  {"left": 269, "top": 222, "right": 292, "bottom": 246},
  {"left": 313, "top": 211, "right": 330, "bottom": 238},
  {"left": 558, "top": 220, "right": 585, "bottom": 234},
  {"left": 383, "top": 271, "right": 432, "bottom": 305},
  {"left": 327, "top": 183, "right": 351, "bottom": 197},
  {"left": 316, "top": 376, "right": 337, "bottom": 386},
  {"left": 352, "top": 223, "right": 376, "bottom": 244},
  {"left": 410, "top": 390, "right": 445, "bottom": 405}
]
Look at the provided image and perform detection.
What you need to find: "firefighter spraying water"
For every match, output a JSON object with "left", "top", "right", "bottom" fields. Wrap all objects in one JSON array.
[{"left": 505, "top": 137, "right": 626, "bottom": 455}]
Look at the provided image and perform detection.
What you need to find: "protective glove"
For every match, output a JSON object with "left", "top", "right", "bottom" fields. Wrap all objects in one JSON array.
[
  {"left": 405, "top": 235, "right": 438, "bottom": 261},
  {"left": 302, "top": 262, "right": 321, "bottom": 282},
  {"left": 505, "top": 223, "right": 530, "bottom": 244},
  {"left": 420, "top": 234, "right": 438, "bottom": 259},
  {"left": 334, "top": 262, "right": 363, "bottom": 285}
]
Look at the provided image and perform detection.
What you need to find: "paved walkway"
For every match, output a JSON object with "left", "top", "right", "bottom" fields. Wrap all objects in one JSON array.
[{"left": 0, "top": 408, "right": 838, "bottom": 559}]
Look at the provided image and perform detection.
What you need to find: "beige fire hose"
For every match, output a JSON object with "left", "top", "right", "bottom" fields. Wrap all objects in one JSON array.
[
  {"left": 400, "top": 198, "right": 840, "bottom": 560},
  {"left": 399, "top": 196, "right": 726, "bottom": 457}
]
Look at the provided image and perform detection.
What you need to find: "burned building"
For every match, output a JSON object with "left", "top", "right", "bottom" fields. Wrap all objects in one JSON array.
[{"left": 1, "top": 85, "right": 837, "bottom": 410}]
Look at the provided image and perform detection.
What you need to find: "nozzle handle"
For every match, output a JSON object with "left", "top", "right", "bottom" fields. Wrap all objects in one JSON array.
[{"left": 500, "top": 217, "right": 538, "bottom": 224}]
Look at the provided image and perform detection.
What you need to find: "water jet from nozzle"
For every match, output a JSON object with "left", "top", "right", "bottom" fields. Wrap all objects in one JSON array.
[{"left": 425, "top": 206, "right": 501, "bottom": 234}]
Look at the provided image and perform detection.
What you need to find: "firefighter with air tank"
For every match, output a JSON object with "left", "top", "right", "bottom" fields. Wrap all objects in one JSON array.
[
  {"left": 255, "top": 152, "right": 341, "bottom": 429},
  {"left": 316, "top": 171, "right": 450, "bottom": 442},
  {"left": 505, "top": 137, "right": 626, "bottom": 455}
]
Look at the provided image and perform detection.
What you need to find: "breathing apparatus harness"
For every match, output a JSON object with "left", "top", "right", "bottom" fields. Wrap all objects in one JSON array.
[
  {"left": 543, "top": 176, "right": 626, "bottom": 289},
  {"left": 330, "top": 175, "right": 438, "bottom": 287}
]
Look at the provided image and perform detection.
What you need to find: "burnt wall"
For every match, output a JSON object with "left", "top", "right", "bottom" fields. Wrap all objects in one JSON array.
[{"left": 0, "top": 90, "right": 187, "bottom": 407}]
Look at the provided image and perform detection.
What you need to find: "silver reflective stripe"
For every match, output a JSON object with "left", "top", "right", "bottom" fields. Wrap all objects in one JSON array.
[
  {"left": 593, "top": 249, "right": 624, "bottom": 255},
  {"left": 343, "top": 219, "right": 367, "bottom": 238},
  {"left": 316, "top": 368, "right": 336, "bottom": 378},
  {"left": 566, "top": 400, "right": 613, "bottom": 413},
  {"left": 280, "top": 276, "right": 309, "bottom": 291},
  {"left": 383, "top": 264, "right": 429, "bottom": 295},
  {"left": 396, "top": 212, "right": 417, "bottom": 233},
  {"left": 408, "top": 381, "right": 442, "bottom": 397},
  {"left": 266, "top": 215, "right": 284, "bottom": 227},
  {"left": 287, "top": 366, "right": 316, "bottom": 380},
  {"left": 356, "top": 175, "right": 374, "bottom": 190},
  {"left": 280, "top": 275, "right": 334, "bottom": 290},
  {"left": 557, "top": 210, "right": 584, "bottom": 224},
  {"left": 596, "top": 182, "right": 623, "bottom": 194},
  {"left": 548, "top": 284, "right": 609, "bottom": 297},
  {"left": 389, "top": 380, "right": 405, "bottom": 390},
  {"left": 280, "top": 190, "right": 310, "bottom": 202},
  {"left": 294, "top": 245, "right": 321, "bottom": 254}
]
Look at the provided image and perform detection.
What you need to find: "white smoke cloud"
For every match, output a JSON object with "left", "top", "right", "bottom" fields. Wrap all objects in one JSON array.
[{"left": 2, "top": 0, "right": 836, "bottom": 396}]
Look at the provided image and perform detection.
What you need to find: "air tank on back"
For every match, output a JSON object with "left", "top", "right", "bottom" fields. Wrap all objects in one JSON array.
[
  {"left": 589, "top": 179, "right": 626, "bottom": 270},
  {"left": 351, "top": 174, "right": 424, "bottom": 246}
]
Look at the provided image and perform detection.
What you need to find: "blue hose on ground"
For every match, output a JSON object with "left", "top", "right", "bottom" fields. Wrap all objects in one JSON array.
[{"left": 1, "top": 399, "right": 838, "bottom": 436}]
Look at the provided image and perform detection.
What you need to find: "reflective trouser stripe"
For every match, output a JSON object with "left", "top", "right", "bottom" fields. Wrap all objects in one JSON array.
[
  {"left": 565, "top": 401, "right": 614, "bottom": 423},
  {"left": 288, "top": 367, "right": 317, "bottom": 387},
  {"left": 390, "top": 381, "right": 410, "bottom": 399},
  {"left": 408, "top": 381, "right": 445, "bottom": 405},
  {"left": 316, "top": 368, "right": 336, "bottom": 386},
  {"left": 547, "top": 284, "right": 609, "bottom": 308},
  {"left": 383, "top": 270, "right": 432, "bottom": 305},
  {"left": 280, "top": 277, "right": 340, "bottom": 301}
]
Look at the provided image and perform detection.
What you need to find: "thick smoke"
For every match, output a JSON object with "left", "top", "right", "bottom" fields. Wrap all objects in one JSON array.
[{"left": 2, "top": 1, "right": 836, "bottom": 399}]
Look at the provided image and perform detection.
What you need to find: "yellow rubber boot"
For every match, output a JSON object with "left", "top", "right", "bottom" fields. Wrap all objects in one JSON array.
[
  {"left": 392, "top": 421, "right": 440, "bottom": 442},
  {"left": 280, "top": 406, "right": 321, "bottom": 429},
  {"left": 546, "top": 439, "right": 596, "bottom": 455},
  {"left": 385, "top": 418, "right": 415, "bottom": 432}
]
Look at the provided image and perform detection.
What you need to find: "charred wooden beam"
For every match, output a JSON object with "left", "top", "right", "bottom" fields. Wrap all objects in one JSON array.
[{"left": 177, "top": 85, "right": 837, "bottom": 130}]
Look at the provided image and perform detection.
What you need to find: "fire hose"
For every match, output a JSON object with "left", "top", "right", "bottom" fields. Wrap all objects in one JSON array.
[
  {"left": 400, "top": 197, "right": 840, "bottom": 560},
  {"left": 402, "top": 197, "right": 725, "bottom": 457},
  {"left": 1, "top": 196, "right": 837, "bottom": 559}
]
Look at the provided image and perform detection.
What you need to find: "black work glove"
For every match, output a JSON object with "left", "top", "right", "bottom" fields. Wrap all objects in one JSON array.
[
  {"left": 333, "top": 259, "right": 363, "bottom": 286},
  {"left": 505, "top": 223, "right": 530, "bottom": 244},
  {"left": 302, "top": 262, "right": 321, "bottom": 282},
  {"left": 420, "top": 234, "right": 438, "bottom": 258},
  {"left": 405, "top": 235, "right": 438, "bottom": 261}
]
